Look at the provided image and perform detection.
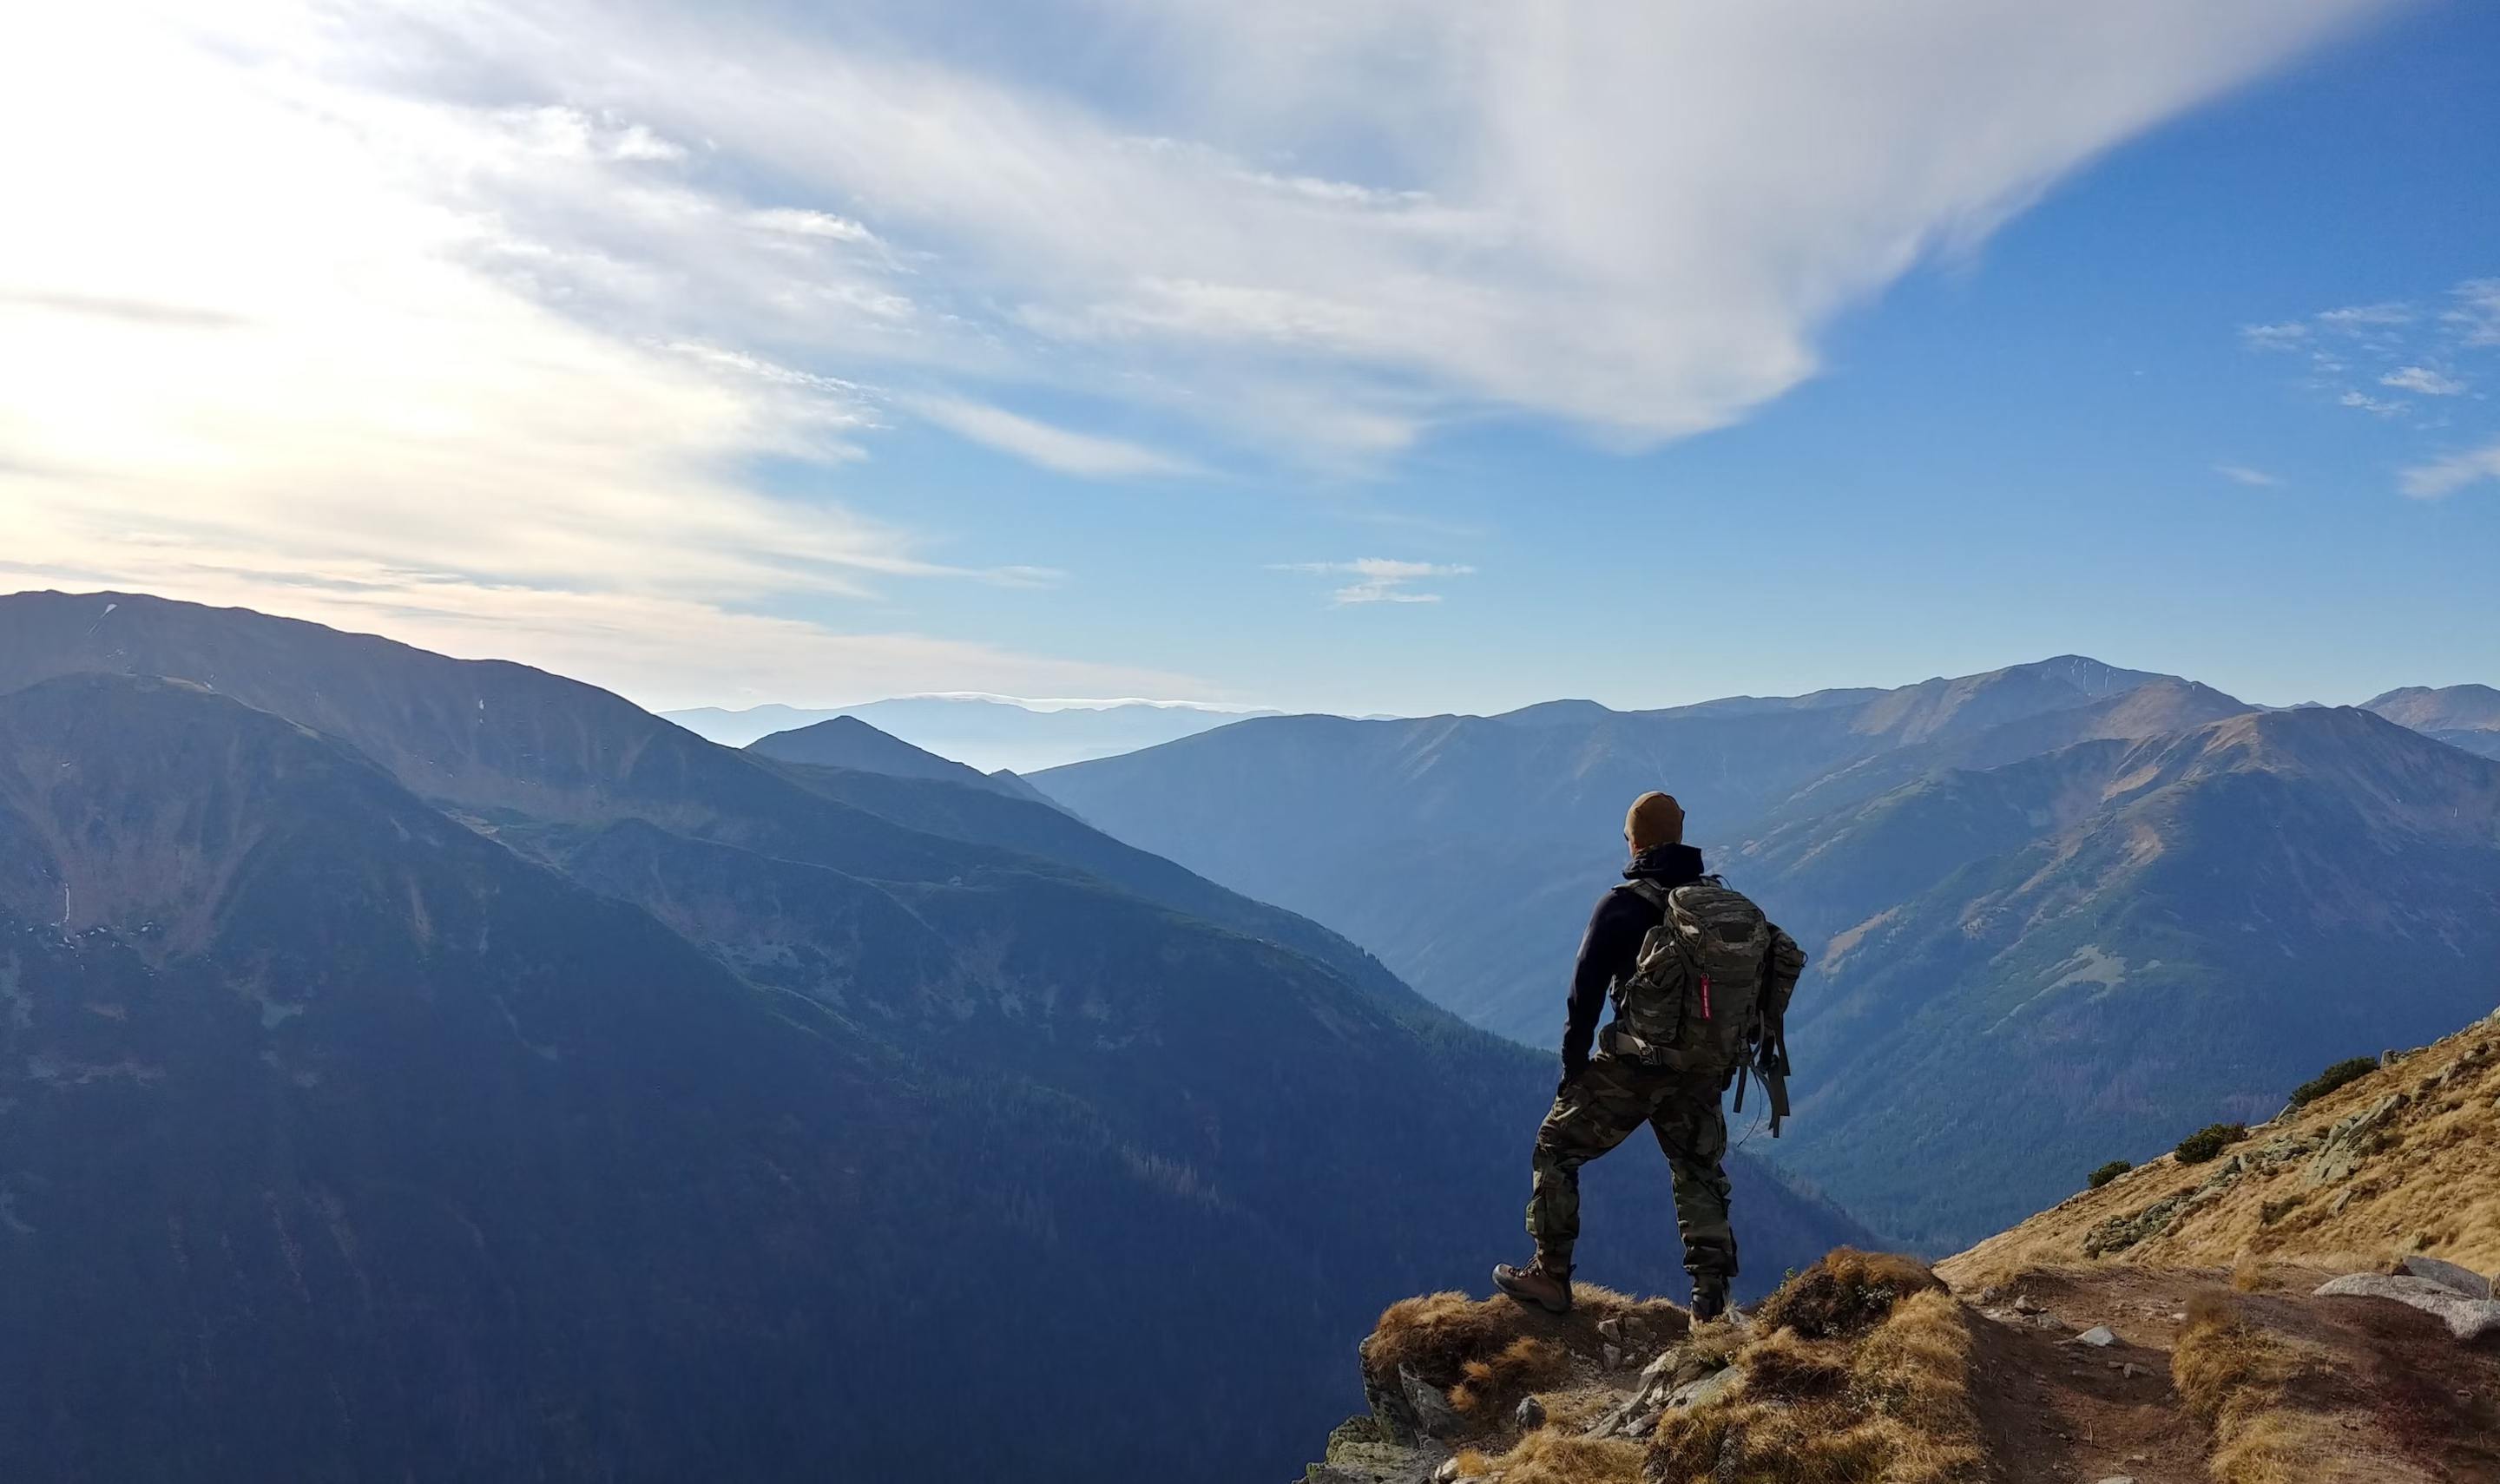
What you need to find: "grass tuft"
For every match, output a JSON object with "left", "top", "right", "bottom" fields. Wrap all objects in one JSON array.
[
  {"left": 1647, "top": 1268, "right": 1983, "bottom": 1484},
  {"left": 1451, "top": 1336, "right": 1572, "bottom": 1416},
  {"left": 1476, "top": 1428, "right": 1646, "bottom": 1484},
  {"left": 2171, "top": 1293, "right": 2332, "bottom": 1484},
  {"left": 1754, "top": 1248, "right": 1947, "bottom": 1342},
  {"left": 2088, "top": 1159, "right": 2133, "bottom": 1189}
]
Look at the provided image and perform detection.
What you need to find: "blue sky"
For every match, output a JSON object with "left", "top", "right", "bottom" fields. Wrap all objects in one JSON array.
[{"left": 3, "top": 0, "right": 2493, "bottom": 714}]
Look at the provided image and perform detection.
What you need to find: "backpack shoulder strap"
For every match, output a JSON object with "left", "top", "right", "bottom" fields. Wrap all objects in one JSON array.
[{"left": 1619, "top": 877, "right": 1673, "bottom": 910}]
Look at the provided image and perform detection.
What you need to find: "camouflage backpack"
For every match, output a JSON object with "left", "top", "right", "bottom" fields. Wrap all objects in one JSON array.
[{"left": 1605, "top": 876, "right": 1775, "bottom": 1077}]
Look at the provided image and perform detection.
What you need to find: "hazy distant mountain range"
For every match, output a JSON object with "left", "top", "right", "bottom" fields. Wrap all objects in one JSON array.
[
  {"left": 662, "top": 693, "right": 1281, "bottom": 772},
  {"left": 1037, "top": 658, "right": 2500, "bottom": 1251},
  {"left": 0, "top": 591, "right": 1862, "bottom": 1484}
]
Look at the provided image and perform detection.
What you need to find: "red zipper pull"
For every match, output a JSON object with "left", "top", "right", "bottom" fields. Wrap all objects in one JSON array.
[{"left": 1700, "top": 974, "right": 1713, "bottom": 1021}]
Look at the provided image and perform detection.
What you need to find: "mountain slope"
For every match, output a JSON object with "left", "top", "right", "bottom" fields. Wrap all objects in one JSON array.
[
  {"left": 1947, "top": 1003, "right": 2500, "bottom": 1285},
  {"left": 0, "top": 675, "right": 957, "bottom": 1479},
  {"left": 0, "top": 593, "right": 1869, "bottom": 1482},
  {"left": 1746, "top": 707, "right": 2500, "bottom": 1249},
  {"left": 0, "top": 589, "right": 1404, "bottom": 1002}
]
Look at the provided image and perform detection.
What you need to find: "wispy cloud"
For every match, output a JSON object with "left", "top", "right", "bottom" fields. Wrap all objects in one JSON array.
[
  {"left": 2213, "top": 463, "right": 2283, "bottom": 488},
  {"left": 2381, "top": 365, "right": 2466, "bottom": 396},
  {"left": 2440, "top": 279, "right": 2500, "bottom": 347},
  {"left": 2398, "top": 440, "right": 2500, "bottom": 501},
  {"left": 2316, "top": 301, "right": 2417, "bottom": 329},
  {"left": 0, "top": 291, "right": 250, "bottom": 329},
  {"left": 2241, "top": 277, "right": 2499, "bottom": 443},
  {"left": 1274, "top": 558, "right": 1476, "bottom": 605},
  {"left": 906, "top": 396, "right": 1197, "bottom": 478}
]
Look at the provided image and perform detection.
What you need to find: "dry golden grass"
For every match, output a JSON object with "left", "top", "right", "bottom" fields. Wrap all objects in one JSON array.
[
  {"left": 2171, "top": 1294, "right": 2299, "bottom": 1419},
  {"left": 1528, "top": 1387, "right": 1618, "bottom": 1435},
  {"left": 1646, "top": 1260, "right": 1984, "bottom": 1484},
  {"left": 1367, "top": 1285, "right": 1691, "bottom": 1397},
  {"left": 1754, "top": 1248, "right": 1949, "bottom": 1341},
  {"left": 1450, "top": 1336, "right": 1573, "bottom": 1416},
  {"left": 1942, "top": 1012, "right": 2500, "bottom": 1289},
  {"left": 2167, "top": 1292, "right": 2427, "bottom": 1484},
  {"left": 1462, "top": 1429, "right": 1647, "bottom": 1483},
  {"left": 2170, "top": 1293, "right": 2329, "bottom": 1484},
  {"left": 1740, "top": 1325, "right": 1853, "bottom": 1402}
]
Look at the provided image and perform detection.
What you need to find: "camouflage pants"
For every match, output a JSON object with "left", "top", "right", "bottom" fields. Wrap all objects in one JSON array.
[{"left": 1525, "top": 1053, "right": 1735, "bottom": 1284}]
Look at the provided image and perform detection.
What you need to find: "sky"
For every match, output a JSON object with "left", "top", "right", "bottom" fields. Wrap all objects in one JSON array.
[{"left": 3, "top": 0, "right": 2495, "bottom": 716}]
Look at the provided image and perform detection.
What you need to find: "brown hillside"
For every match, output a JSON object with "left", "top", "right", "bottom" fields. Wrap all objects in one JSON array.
[{"left": 1944, "top": 1004, "right": 2500, "bottom": 1289}]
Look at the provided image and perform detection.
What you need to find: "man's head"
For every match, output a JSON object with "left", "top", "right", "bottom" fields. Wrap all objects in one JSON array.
[{"left": 1624, "top": 791, "right": 1685, "bottom": 854}]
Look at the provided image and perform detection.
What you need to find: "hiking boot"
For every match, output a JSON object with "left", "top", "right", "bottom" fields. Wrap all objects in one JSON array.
[
  {"left": 1493, "top": 1257, "right": 1573, "bottom": 1315},
  {"left": 1690, "top": 1275, "right": 1730, "bottom": 1323}
]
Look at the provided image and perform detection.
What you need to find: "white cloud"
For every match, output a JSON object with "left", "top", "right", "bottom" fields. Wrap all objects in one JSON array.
[
  {"left": 2317, "top": 301, "right": 2417, "bottom": 329},
  {"left": 2443, "top": 279, "right": 2500, "bottom": 348},
  {"left": 2240, "top": 321, "right": 2308, "bottom": 351},
  {"left": 747, "top": 208, "right": 882, "bottom": 245},
  {"left": 2381, "top": 365, "right": 2466, "bottom": 396},
  {"left": 1275, "top": 558, "right": 1476, "bottom": 605},
  {"left": 906, "top": 396, "right": 1197, "bottom": 477},
  {"left": 2339, "top": 391, "right": 2407, "bottom": 417},
  {"left": 2213, "top": 463, "right": 2282, "bottom": 488},
  {"left": 2399, "top": 440, "right": 2500, "bottom": 501},
  {"left": 609, "top": 122, "right": 688, "bottom": 163}
]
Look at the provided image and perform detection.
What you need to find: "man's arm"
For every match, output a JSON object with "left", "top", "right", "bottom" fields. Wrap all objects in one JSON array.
[{"left": 1560, "top": 890, "right": 1648, "bottom": 1080}]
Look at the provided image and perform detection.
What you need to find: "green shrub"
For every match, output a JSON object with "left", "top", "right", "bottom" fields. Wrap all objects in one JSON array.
[
  {"left": 2087, "top": 1159, "right": 2131, "bottom": 1190},
  {"left": 2288, "top": 1056, "right": 2377, "bottom": 1108},
  {"left": 2174, "top": 1123, "right": 2248, "bottom": 1166}
]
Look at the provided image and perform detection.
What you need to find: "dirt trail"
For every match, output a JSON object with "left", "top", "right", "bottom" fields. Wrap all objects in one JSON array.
[{"left": 1954, "top": 1264, "right": 2500, "bottom": 1484}]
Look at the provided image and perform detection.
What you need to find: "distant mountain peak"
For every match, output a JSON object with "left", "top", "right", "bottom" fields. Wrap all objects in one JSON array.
[
  {"left": 2365, "top": 682, "right": 2500, "bottom": 732},
  {"left": 1490, "top": 698, "right": 1614, "bottom": 727},
  {"left": 747, "top": 713, "right": 994, "bottom": 786}
]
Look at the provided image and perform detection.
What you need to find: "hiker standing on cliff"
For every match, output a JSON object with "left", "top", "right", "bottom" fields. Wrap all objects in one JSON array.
[{"left": 1494, "top": 791, "right": 1806, "bottom": 1322}]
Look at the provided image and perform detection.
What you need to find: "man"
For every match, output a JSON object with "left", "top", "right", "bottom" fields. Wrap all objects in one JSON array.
[{"left": 1493, "top": 791, "right": 1805, "bottom": 1322}]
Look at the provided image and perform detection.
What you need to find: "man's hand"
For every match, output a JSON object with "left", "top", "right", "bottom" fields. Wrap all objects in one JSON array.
[{"left": 1556, "top": 1050, "right": 1588, "bottom": 1099}]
